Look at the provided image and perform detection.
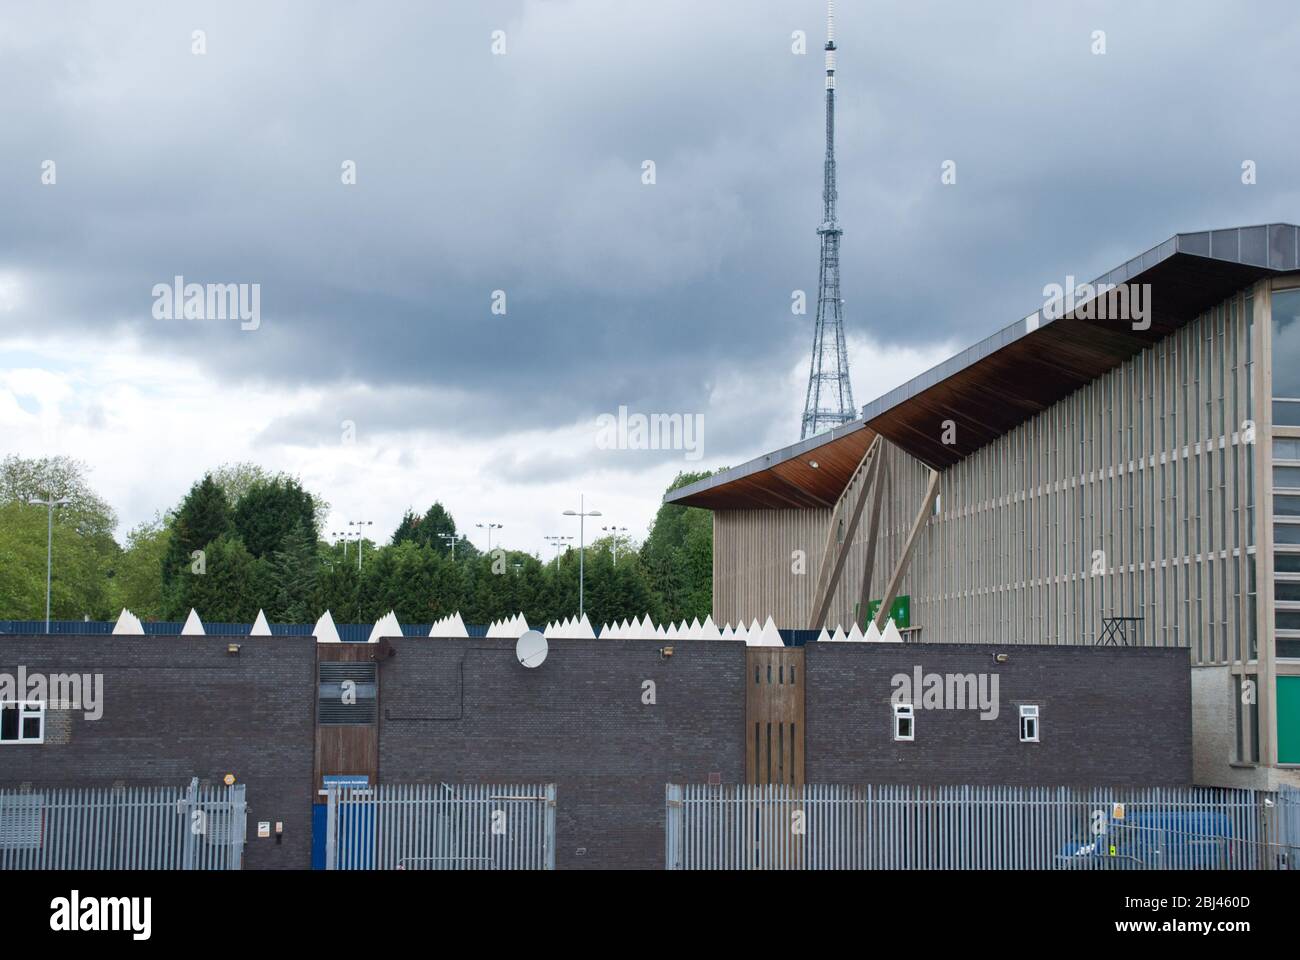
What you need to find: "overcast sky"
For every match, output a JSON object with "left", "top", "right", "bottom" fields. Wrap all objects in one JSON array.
[{"left": 2, "top": 0, "right": 1299, "bottom": 555}]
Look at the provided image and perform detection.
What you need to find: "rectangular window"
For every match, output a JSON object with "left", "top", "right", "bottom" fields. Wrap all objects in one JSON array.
[
  {"left": 0, "top": 702, "right": 44, "bottom": 744},
  {"left": 1276, "top": 523, "right": 1300, "bottom": 545},
  {"left": 892, "top": 703, "right": 914, "bottom": 742},
  {"left": 1275, "top": 438, "right": 1300, "bottom": 461},
  {"left": 1019, "top": 704, "right": 1040, "bottom": 742},
  {"left": 1277, "top": 495, "right": 1300, "bottom": 517},
  {"left": 1276, "top": 466, "right": 1300, "bottom": 490}
]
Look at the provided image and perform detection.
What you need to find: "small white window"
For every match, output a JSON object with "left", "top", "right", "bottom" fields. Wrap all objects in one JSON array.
[
  {"left": 0, "top": 701, "right": 44, "bottom": 744},
  {"left": 1019, "top": 704, "right": 1039, "bottom": 743},
  {"left": 892, "top": 702, "right": 914, "bottom": 741}
]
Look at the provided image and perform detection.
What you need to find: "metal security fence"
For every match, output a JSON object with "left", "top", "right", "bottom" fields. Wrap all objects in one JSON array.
[
  {"left": 324, "top": 783, "right": 556, "bottom": 870},
  {"left": 1278, "top": 784, "right": 1300, "bottom": 868},
  {"left": 666, "top": 783, "right": 1286, "bottom": 870},
  {"left": 0, "top": 778, "right": 246, "bottom": 870}
]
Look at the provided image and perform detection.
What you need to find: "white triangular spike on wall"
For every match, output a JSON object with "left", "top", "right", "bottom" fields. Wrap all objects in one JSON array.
[
  {"left": 863, "top": 620, "right": 882, "bottom": 642},
  {"left": 112, "top": 608, "right": 144, "bottom": 635},
  {"left": 368, "top": 610, "right": 402, "bottom": 644},
  {"left": 665, "top": 622, "right": 679, "bottom": 640},
  {"left": 720, "top": 623, "right": 734, "bottom": 640},
  {"left": 700, "top": 616, "right": 721, "bottom": 640},
  {"left": 574, "top": 613, "right": 596, "bottom": 639},
  {"left": 816, "top": 627, "right": 831, "bottom": 643},
  {"left": 181, "top": 609, "right": 205, "bottom": 636},
  {"left": 761, "top": 616, "right": 783, "bottom": 647},
  {"left": 733, "top": 622, "right": 749, "bottom": 644},
  {"left": 846, "top": 622, "right": 864, "bottom": 643},
  {"left": 830, "top": 625, "right": 847, "bottom": 642},
  {"left": 881, "top": 618, "right": 904, "bottom": 643},
  {"left": 313, "top": 610, "right": 341, "bottom": 644},
  {"left": 249, "top": 610, "right": 272, "bottom": 636}
]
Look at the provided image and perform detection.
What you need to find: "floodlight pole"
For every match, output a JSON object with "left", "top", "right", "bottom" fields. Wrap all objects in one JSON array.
[
  {"left": 28, "top": 493, "right": 70, "bottom": 633},
  {"left": 348, "top": 519, "right": 373, "bottom": 571},
  {"left": 562, "top": 495, "right": 602, "bottom": 617},
  {"left": 476, "top": 522, "right": 502, "bottom": 553},
  {"left": 602, "top": 525, "right": 629, "bottom": 564}
]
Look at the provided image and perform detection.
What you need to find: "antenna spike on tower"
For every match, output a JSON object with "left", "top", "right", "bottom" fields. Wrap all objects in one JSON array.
[{"left": 801, "top": 0, "right": 856, "bottom": 440}]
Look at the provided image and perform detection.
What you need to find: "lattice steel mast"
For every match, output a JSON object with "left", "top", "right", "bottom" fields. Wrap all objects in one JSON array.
[{"left": 800, "top": 0, "right": 856, "bottom": 439}]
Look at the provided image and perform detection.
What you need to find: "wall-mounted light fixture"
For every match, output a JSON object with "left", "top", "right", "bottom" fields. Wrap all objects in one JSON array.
[
  {"left": 659, "top": 646, "right": 674, "bottom": 660},
  {"left": 994, "top": 653, "right": 1009, "bottom": 664},
  {"left": 227, "top": 643, "right": 241, "bottom": 656}
]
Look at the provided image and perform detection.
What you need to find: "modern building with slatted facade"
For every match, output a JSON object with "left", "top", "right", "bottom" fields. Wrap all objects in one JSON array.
[{"left": 667, "top": 223, "right": 1300, "bottom": 791}]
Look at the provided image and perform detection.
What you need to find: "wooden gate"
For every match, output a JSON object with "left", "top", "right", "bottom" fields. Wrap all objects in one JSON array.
[{"left": 745, "top": 648, "right": 805, "bottom": 786}]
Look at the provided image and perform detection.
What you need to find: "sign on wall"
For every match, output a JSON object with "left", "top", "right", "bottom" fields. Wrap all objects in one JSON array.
[{"left": 860, "top": 595, "right": 910, "bottom": 629}]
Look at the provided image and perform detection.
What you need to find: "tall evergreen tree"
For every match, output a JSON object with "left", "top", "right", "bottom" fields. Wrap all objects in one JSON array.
[
  {"left": 161, "top": 475, "right": 233, "bottom": 602},
  {"left": 268, "top": 522, "right": 320, "bottom": 623},
  {"left": 233, "top": 477, "right": 317, "bottom": 559}
]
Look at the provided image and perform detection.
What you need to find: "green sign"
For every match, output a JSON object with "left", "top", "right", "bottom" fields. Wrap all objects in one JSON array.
[{"left": 857, "top": 595, "right": 910, "bottom": 629}]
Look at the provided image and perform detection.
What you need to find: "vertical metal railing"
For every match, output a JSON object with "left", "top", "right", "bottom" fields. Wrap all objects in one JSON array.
[
  {"left": 324, "top": 782, "right": 556, "bottom": 870},
  {"left": 0, "top": 779, "right": 246, "bottom": 870},
  {"left": 666, "top": 783, "right": 1278, "bottom": 870}
]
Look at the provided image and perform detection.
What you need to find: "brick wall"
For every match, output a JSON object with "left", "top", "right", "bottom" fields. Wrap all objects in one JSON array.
[
  {"left": 804, "top": 642, "right": 1192, "bottom": 787},
  {"left": 0, "top": 635, "right": 316, "bottom": 869},
  {"left": 378, "top": 638, "right": 747, "bottom": 870}
]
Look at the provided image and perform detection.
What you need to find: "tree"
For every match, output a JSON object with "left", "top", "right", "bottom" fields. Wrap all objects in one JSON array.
[
  {"left": 267, "top": 522, "right": 320, "bottom": 623},
  {"left": 0, "top": 455, "right": 118, "bottom": 542},
  {"left": 0, "top": 501, "right": 118, "bottom": 620},
  {"left": 213, "top": 463, "right": 330, "bottom": 530},
  {"left": 641, "top": 470, "right": 716, "bottom": 623},
  {"left": 391, "top": 502, "right": 458, "bottom": 555},
  {"left": 176, "top": 533, "right": 265, "bottom": 622},
  {"left": 161, "top": 475, "right": 233, "bottom": 613},
  {"left": 112, "top": 516, "right": 171, "bottom": 618},
  {"left": 232, "top": 476, "right": 317, "bottom": 559}
]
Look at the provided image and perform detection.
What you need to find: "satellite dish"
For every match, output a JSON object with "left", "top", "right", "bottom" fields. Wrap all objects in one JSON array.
[{"left": 516, "top": 629, "right": 548, "bottom": 669}]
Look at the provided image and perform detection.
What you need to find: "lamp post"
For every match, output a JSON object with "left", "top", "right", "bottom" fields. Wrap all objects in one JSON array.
[
  {"left": 476, "top": 522, "right": 503, "bottom": 552},
  {"left": 601, "top": 525, "right": 629, "bottom": 564},
  {"left": 437, "top": 532, "right": 465, "bottom": 560},
  {"left": 544, "top": 534, "right": 573, "bottom": 558},
  {"left": 562, "top": 495, "right": 601, "bottom": 617},
  {"left": 28, "top": 494, "right": 70, "bottom": 633},
  {"left": 348, "top": 519, "right": 373, "bottom": 570},
  {"left": 332, "top": 530, "right": 353, "bottom": 561}
]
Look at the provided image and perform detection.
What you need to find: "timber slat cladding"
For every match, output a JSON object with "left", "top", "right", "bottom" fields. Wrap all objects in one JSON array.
[
  {"left": 714, "top": 285, "right": 1264, "bottom": 665},
  {"left": 745, "top": 648, "right": 805, "bottom": 787}
]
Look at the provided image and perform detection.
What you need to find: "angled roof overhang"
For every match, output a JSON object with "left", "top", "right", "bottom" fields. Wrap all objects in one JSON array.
[{"left": 668, "top": 223, "right": 1300, "bottom": 510}]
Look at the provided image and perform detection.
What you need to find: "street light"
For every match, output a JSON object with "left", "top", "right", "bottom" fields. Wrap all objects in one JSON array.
[
  {"left": 28, "top": 493, "right": 70, "bottom": 633},
  {"left": 437, "top": 532, "right": 465, "bottom": 560},
  {"left": 348, "top": 519, "right": 373, "bottom": 570},
  {"left": 562, "top": 495, "right": 601, "bottom": 617},
  {"left": 601, "top": 525, "right": 629, "bottom": 564},
  {"left": 476, "top": 522, "right": 503, "bottom": 552},
  {"left": 544, "top": 534, "right": 574, "bottom": 558},
  {"left": 331, "top": 530, "right": 355, "bottom": 560}
]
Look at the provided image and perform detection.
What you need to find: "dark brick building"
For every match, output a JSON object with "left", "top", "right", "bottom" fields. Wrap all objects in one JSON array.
[
  {"left": 1, "top": 633, "right": 1191, "bottom": 869},
  {"left": 0, "top": 635, "right": 315, "bottom": 870}
]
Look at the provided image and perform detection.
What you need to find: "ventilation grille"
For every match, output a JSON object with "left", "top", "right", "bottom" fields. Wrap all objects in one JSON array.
[{"left": 318, "top": 662, "right": 377, "bottom": 725}]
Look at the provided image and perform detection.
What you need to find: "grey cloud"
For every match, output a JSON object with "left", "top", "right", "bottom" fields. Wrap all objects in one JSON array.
[{"left": 3, "top": 0, "right": 1300, "bottom": 472}]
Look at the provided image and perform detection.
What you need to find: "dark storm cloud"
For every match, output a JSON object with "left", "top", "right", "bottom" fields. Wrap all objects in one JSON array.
[{"left": 3, "top": 0, "right": 1300, "bottom": 454}]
